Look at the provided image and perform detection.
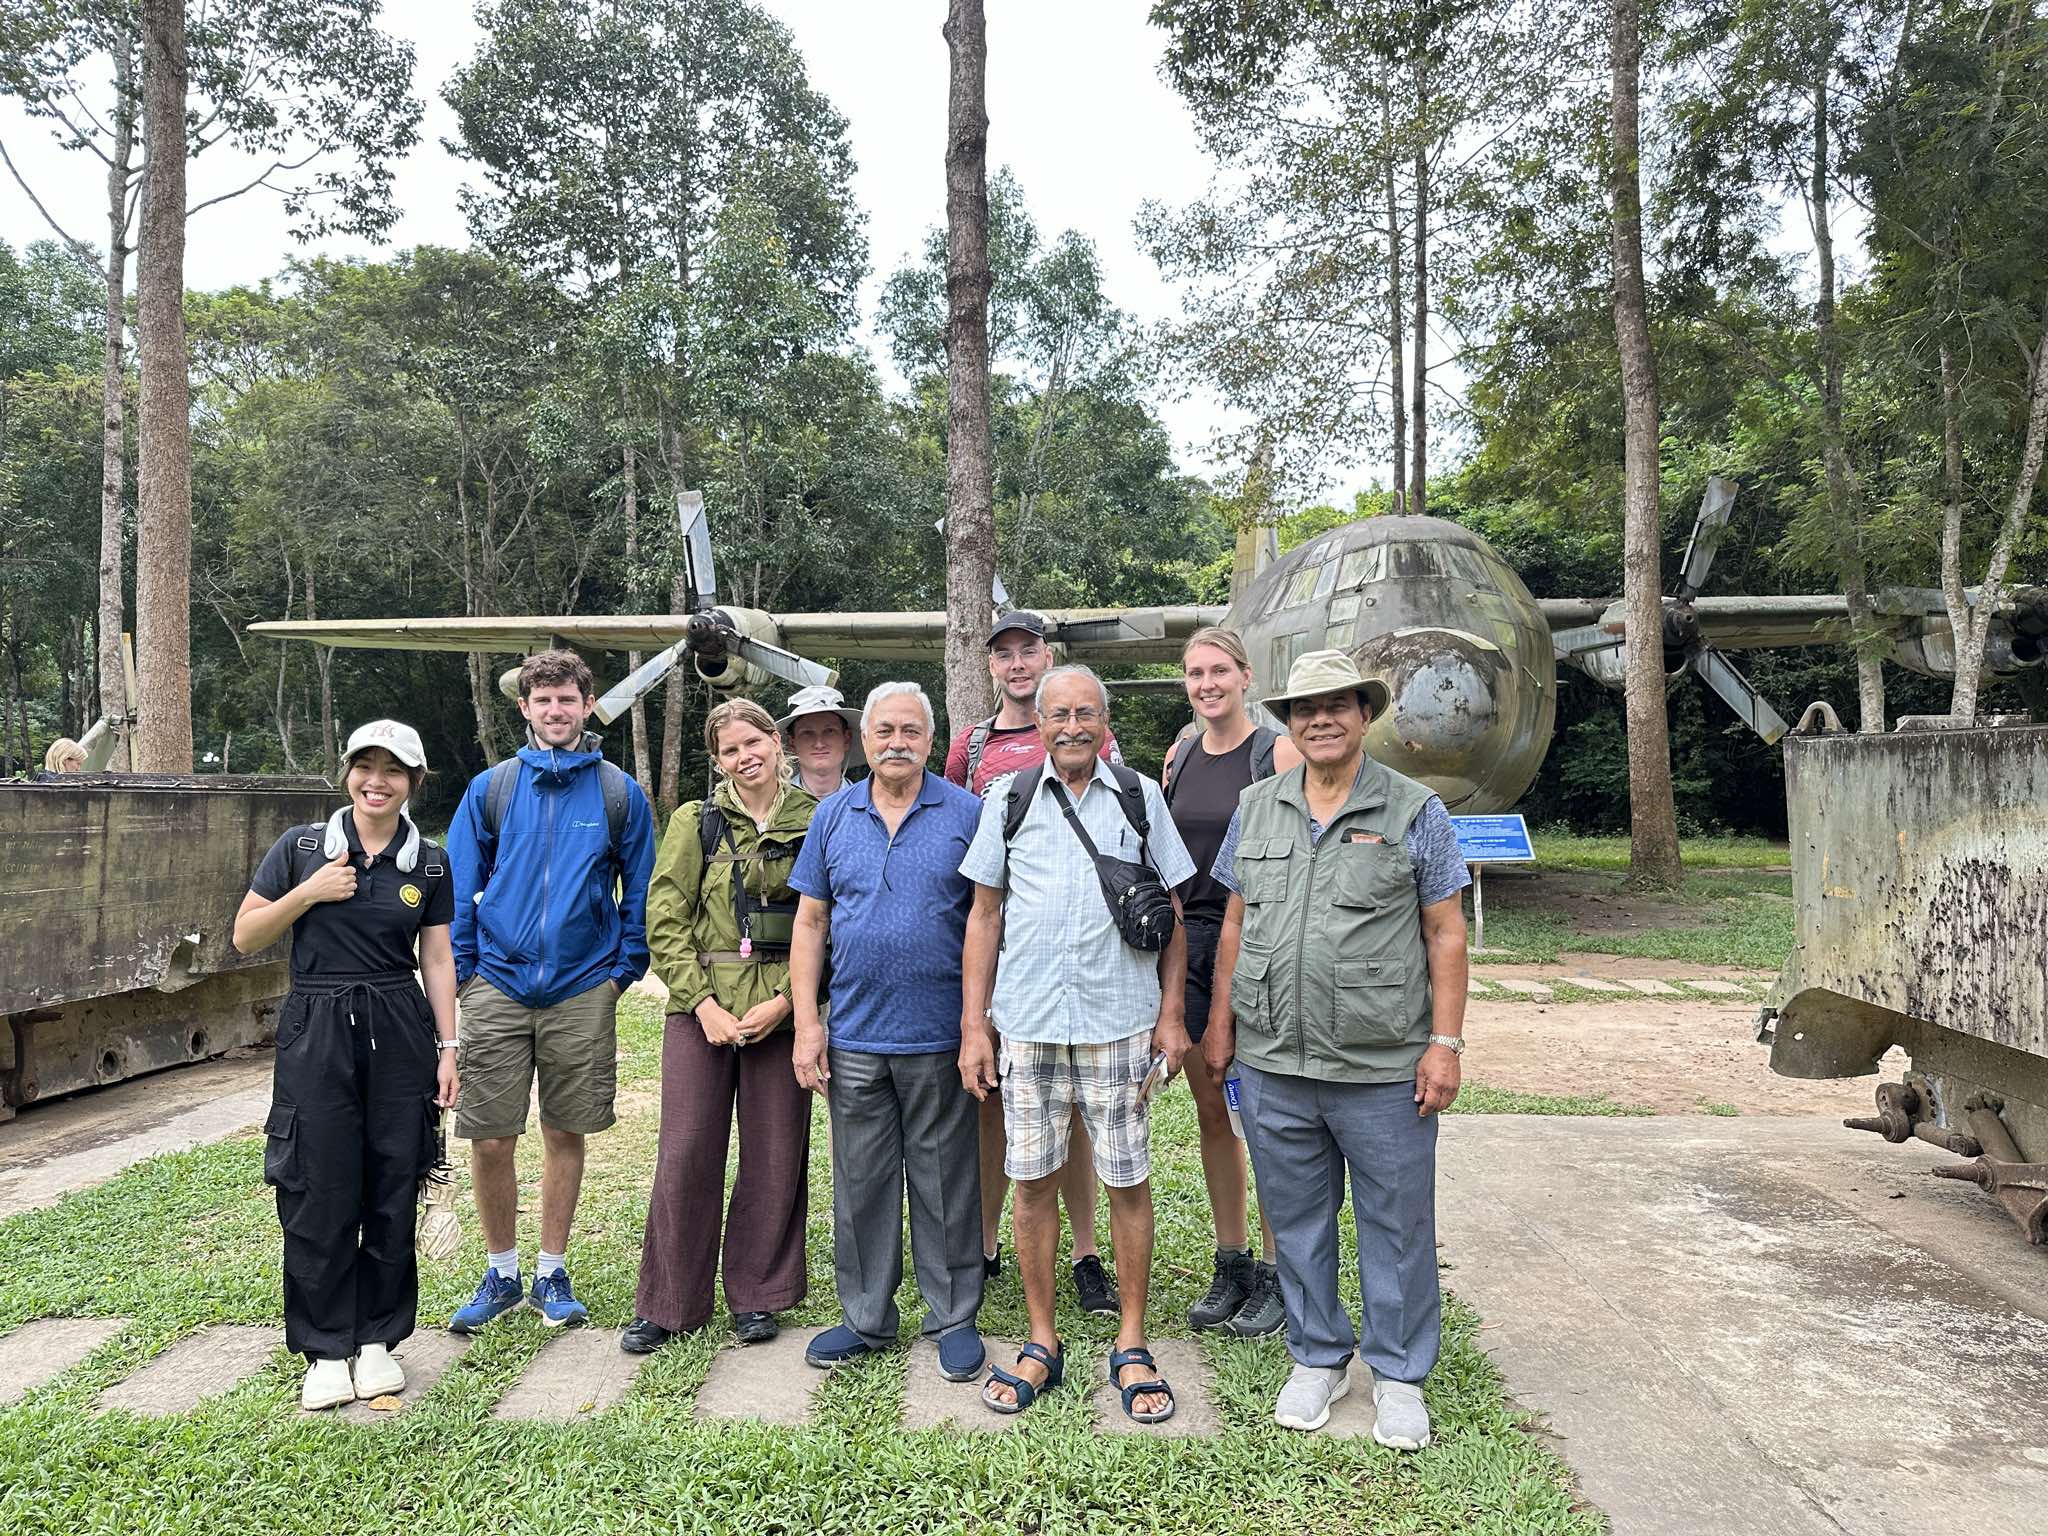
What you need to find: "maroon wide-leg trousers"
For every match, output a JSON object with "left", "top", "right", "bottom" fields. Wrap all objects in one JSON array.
[{"left": 635, "top": 1012, "right": 812, "bottom": 1333}]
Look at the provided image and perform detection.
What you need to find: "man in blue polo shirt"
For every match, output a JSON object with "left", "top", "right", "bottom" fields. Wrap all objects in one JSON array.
[{"left": 789, "top": 680, "right": 987, "bottom": 1381}]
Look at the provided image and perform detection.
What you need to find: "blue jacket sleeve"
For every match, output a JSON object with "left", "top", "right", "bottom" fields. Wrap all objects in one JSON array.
[
  {"left": 448, "top": 774, "right": 493, "bottom": 985},
  {"left": 613, "top": 782, "right": 657, "bottom": 985}
]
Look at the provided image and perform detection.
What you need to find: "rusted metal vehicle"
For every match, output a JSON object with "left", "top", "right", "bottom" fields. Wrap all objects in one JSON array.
[
  {"left": 1759, "top": 711, "right": 2048, "bottom": 1243},
  {"left": 0, "top": 773, "right": 331, "bottom": 1121}
]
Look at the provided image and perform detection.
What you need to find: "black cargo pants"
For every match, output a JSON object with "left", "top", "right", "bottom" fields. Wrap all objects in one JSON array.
[{"left": 263, "top": 970, "right": 438, "bottom": 1360}]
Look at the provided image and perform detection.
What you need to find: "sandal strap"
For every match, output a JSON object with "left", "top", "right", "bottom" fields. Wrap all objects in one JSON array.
[
  {"left": 984, "top": 1363, "right": 1037, "bottom": 1409},
  {"left": 1017, "top": 1340, "right": 1061, "bottom": 1368},
  {"left": 1119, "top": 1375, "right": 1172, "bottom": 1409},
  {"left": 1108, "top": 1346, "right": 1157, "bottom": 1374}
]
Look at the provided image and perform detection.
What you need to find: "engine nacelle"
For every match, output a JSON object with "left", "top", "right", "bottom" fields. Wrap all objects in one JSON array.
[{"left": 690, "top": 607, "right": 783, "bottom": 696}]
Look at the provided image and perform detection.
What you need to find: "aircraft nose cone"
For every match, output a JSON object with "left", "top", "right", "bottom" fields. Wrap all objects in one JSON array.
[{"left": 1384, "top": 636, "right": 1498, "bottom": 754}]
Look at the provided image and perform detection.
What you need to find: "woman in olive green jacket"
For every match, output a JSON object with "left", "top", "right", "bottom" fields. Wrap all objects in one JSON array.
[{"left": 626, "top": 698, "right": 819, "bottom": 1353}]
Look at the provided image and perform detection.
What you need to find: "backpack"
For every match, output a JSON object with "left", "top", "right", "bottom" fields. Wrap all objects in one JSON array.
[
  {"left": 1000, "top": 761, "right": 1175, "bottom": 952},
  {"left": 696, "top": 800, "right": 808, "bottom": 957},
  {"left": 964, "top": 714, "right": 1001, "bottom": 790},
  {"left": 480, "top": 754, "right": 633, "bottom": 867},
  {"left": 1001, "top": 760, "right": 1154, "bottom": 854},
  {"left": 1161, "top": 725, "right": 1279, "bottom": 808}
]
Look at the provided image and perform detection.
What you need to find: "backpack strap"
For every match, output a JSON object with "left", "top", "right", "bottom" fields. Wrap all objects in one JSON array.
[
  {"left": 596, "top": 759, "right": 630, "bottom": 861},
  {"left": 964, "top": 714, "right": 998, "bottom": 791},
  {"left": 1001, "top": 762, "right": 1045, "bottom": 845},
  {"left": 1250, "top": 726, "right": 1279, "bottom": 782},
  {"left": 480, "top": 758, "right": 520, "bottom": 841},
  {"left": 1107, "top": 762, "right": 1154, "bottom": 868},
  {"left": 1161, "top": 726, "right": 1198, "bottom": 807}
]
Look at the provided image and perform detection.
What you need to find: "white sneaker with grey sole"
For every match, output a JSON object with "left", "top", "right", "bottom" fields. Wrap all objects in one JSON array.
[
  {"left": 1370, "top": 1375, "right": 1431, "bottom": 1449},
  {"left": 301, "top": 1357, "right": 355, "bottom": 1412},
  {"left": 352, "top": 1342, "right": 405, "bottom": 1399},
  {"left": 1273, "top": 1363, "right": 1350, "bottom": 1431}
]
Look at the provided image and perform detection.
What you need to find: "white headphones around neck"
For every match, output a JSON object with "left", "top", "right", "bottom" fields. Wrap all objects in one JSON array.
[{"left": 322, "top": 805, "right": 421, "bottom": 873}]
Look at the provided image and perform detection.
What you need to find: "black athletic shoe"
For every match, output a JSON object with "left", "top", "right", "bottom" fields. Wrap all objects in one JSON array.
[
  {"left": 1071, "top": 1254, "right": 1119, "bottom": 1316},
  {"left": 733, "top": 1310, "right": 780, "bottom": 1345},
  {"left": 1227, "top": 1261, "right": 1285, "bottom": 1337},
  {"left": 983, "top": 1244, "right": 1002, "bottom": 1280},
  {"left": 620, "top": 1317, "right": 673, "bottom": 1355},
  {"left": 1188, "top": 1248, "right": 1255, "bottom": 1332}
]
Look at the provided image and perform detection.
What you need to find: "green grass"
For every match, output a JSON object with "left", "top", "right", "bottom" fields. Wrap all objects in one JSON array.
[
  {"left": 1528, "top": 830, "right": 1789, "bottom": 871},
  {"left": 1473, "top": 872, "right": 1794, "bottom": 972},
  {"left": 0, "top": 995, "right": 1603, "bottom": 1536},
  {"left": 1450, "top": 1083, "right": 1652, "bottom": 1117}
]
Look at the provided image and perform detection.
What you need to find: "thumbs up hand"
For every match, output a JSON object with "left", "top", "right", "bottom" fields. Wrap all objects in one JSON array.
[{"left": 302, "top": 846, "right": 359, "bottom": 905}]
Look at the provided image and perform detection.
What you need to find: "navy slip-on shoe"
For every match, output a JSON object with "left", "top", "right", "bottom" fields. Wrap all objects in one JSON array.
[
  {"left": 936, "top": 1327, "right": 986, "bottom": 1382},
  {"left": 804, "top": 1323, "right": 874, "bottom": 1369}
]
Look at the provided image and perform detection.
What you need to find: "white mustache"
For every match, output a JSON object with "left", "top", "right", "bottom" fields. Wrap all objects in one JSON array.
[
  {"left": 1053, "top": 733, "right": 1094, "bottom": 748},
  {"left": 876, "top": 748, "right": 920, "bottom": 762}
]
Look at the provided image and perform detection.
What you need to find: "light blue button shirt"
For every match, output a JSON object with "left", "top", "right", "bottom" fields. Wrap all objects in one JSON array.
[{"left": 959, "top": 758, "right": 1196, "bottom": 1045}]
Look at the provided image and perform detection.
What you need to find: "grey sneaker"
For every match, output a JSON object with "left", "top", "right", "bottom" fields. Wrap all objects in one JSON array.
[
  {"left": 1371, "top": 1375, "right": 1431, "bottom": 1450},
  {"left": 1274, "top": 1362, "right": 1350, "bottom": 1431},
  {"left": 1188, "top": 1248, "right": 1254, "bottom": 1332},
  {"left": 1226, "top": 1261, "right": 1285, "bottom": 1337}
]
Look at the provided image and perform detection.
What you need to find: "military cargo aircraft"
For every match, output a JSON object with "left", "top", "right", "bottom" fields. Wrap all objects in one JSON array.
[{"left": 252, "top": 481, "right": 2045, "bottom": 813}]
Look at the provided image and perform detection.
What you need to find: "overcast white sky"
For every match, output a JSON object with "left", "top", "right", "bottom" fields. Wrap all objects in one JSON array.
[{"left": 0, "top": 2, "right": 1248, "bottom": 478}]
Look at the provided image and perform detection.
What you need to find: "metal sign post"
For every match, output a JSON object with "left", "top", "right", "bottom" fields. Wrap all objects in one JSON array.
[{"left": 1449, "top": 813, "right": 1536, "bottom": 954}]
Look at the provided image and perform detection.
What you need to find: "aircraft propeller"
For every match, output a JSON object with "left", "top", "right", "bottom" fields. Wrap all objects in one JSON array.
[
  {"left": 1551, "top": 478, "right": 1790, "bottom": 744},
  {"left": 591, "top": 490, "right": 837, "bottom": 725}
]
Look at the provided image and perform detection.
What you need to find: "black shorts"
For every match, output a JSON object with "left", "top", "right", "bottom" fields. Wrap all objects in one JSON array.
[{"left": 1183, "top": 917, "right": 1222, "bottom": 1043}]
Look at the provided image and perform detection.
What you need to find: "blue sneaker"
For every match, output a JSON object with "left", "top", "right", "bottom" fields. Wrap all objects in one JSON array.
[
  {"left": 804, "top": 1323, "right": 874, "bottom": 1369},
  {"left": 450, "top": 1268, "right": 524, "bottom": 1333},
  {"left": 529, "top": 1268, "right": 588, "bottom": 1328}
]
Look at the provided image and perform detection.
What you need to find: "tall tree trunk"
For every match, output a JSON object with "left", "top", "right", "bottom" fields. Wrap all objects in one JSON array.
[
  {"left": 658, "top": 565, "right": 688, "bottom": 816},
  {"left": 98, "top": 33, "right": 137, "bottom": 767},
  {"left": 622, "top": 431, "right": 653, "bottom": 797},
  {"left": 1408, "top": 58, "right": 1428, "bottom": 518},
  {"left": 466, "top": 653, "right": 504, "bottom": 765},
  {"left": 1611, "top": 0, "right": 1682, "bottom": 891},
  {"left": 1947, "top": 321, "right": 2048, "bottom": 717},
  {"left": 941, "top": 0, "right": 997, "bottom": 736},
  {"left": 1384, "top": 82, "right": 1406, "bottom": 511},
  {"left": 1810, "top": 64, "right": 1885, "bottom": 732},
  {"left": 306, "top": 558, "right": 335, "bottom": 777},
  {"left": 133, "top": 0, "right": 192, "bottom": 772}
]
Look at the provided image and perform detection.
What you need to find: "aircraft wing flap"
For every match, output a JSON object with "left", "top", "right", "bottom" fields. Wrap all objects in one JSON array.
[
  {"left": 1688, "top": 596, "right": 1856, "bottom": 649},
  {"left": 248, "top": 617, "right": 697, "bottom": 652}
]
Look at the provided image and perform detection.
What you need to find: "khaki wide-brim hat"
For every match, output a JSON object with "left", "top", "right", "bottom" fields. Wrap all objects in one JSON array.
[
  {"left": 1261, "top": 648, "right": 1392, "bottom": 721},
  {"left": 777, "top": 685, "right": 865, "bottom": 768}
]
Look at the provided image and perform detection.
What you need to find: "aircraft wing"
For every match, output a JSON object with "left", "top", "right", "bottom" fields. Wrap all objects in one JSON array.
[
  {"left": 1538, "top": 595, "right": 1857, "bottom": 649},
  {"left": 249, "top": 605, "right": 1227, "bottom": 665}
]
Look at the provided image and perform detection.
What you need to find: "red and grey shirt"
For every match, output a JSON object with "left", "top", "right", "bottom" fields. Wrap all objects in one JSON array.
[{"left": 942, "top": 719, "right": 1123, "bottom": 799}]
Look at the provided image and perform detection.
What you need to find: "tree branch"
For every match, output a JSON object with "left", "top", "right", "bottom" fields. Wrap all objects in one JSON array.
[{"left": 0, "top": 138, "right": 96, "bottom": 257}]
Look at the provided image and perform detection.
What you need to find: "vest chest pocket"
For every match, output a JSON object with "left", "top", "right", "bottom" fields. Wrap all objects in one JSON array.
[
  {"left": 1334, "top": 958, "right": 1410, "bottom": 1047},
  {"left": 1230, "top": 947, "right": 1276, "bottom": 1037},
  {"left": 1235, "top": 838, "right": 1292, "bottom": 906},
  {"left": 1329, "top": 841, "right": 1412, "bottom": 909}
]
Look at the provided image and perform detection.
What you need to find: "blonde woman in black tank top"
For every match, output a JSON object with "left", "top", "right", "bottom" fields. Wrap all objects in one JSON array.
[{"left": 1162, "top": 628, "right": 1301, "bottom": 1336}]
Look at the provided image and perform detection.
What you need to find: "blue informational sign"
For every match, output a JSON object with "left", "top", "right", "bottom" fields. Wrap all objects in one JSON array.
[{"left": 1449, "top": 813, "right": 1535, "bottom": 863}]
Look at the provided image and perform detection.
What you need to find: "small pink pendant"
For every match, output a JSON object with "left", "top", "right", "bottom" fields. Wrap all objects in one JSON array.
[{"left": 739, "top": 937, "right": 753, "bottom": 958}]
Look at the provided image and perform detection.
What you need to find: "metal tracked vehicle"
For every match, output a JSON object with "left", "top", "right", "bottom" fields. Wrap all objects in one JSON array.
[
  {"left": 1, "top": 773, "right": 331, "bottom": 1121},
  {"left": 1759, "top": 711, "right": 2048, "bottom": 1243}
]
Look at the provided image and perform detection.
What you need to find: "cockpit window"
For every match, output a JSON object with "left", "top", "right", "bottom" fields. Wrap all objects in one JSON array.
[
  {"left": 1337, "top": 545, "right": 1385, "bottom": 588},
  {"left": 1384, "top": 542, "right": 1444, "bottom": 578},
  {"left": 1440, "top": 544, "right": 1498, "bottom": 588}
]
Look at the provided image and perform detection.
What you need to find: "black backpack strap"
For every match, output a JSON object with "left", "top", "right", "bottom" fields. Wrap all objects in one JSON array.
[
  {"left": 596, "top": 759, "right": 630, "bottom": 862},
  {"left": 1250, "top": 726, "right": 1279, "bottom": 782},
  {"left": 1001, "top": 762, "right": 1044, "bottom": 845},
  {"left": 699, "top": 801, "right": 727, "bottom": 871},
  {"left": 1162, "top": 729, "right": 1191, "bottom": 807},
  {"left": 481, "top": 758, "right": 520, "bottom": 841},
  {"left": 965, "top": 714, "right": 997, "bottom": 790},
  {"left": 1107, "top": 762, "right": 1153, "bottom": 868}
]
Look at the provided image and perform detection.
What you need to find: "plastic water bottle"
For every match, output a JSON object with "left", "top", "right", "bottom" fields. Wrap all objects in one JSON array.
[{"left": 1223, "top": 1069, "right": 1245, "bottom": 1140}]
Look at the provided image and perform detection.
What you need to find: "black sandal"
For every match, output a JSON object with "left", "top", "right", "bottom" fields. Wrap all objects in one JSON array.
[
  {"left": 981, "top": 1339, "right": 1064, "bottom": 1415},
  {"left": 1109, "top": 1345, "right": 1176, "bottom": 1424}
]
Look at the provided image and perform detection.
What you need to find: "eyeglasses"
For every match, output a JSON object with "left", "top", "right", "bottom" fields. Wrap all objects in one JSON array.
[{"left": 1041, "top": 707, "right": 1104, "bottom": 725}]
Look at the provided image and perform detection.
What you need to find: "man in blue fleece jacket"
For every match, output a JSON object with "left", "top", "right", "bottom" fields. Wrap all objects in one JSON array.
[{"left": 445, "top": 650, "right": 655, "bottom": 1331}]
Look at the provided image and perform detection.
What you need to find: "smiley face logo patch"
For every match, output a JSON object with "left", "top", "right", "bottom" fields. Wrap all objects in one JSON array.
[{"left": 399, "top": 883, "right": 423, "bottom": 908}]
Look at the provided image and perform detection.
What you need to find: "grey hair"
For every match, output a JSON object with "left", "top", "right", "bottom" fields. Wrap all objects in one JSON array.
[
  {"left": 861, "top": 680, "right": 935, "bottom": 736},
  {"left": 1034, "top": 663, "right": 1110, "bottom": 715}
]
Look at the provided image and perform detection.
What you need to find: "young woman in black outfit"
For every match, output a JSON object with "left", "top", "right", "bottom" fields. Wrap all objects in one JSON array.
[
  {"left": 233, "top": 719, "right": 460, "bottom": 1411},
  {"left": 1162, "top": 627, "right": 1301, "bottom": 1338}
]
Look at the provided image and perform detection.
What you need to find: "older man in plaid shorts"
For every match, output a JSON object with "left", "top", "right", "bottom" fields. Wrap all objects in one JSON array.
[{"left": 958, "top": 665, "right": 1195, "bottom": 1422}]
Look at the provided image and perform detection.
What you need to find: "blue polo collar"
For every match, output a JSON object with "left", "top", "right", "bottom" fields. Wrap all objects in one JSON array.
[{"left": 849, "top": 769, "right": 947, "bottom": 815}]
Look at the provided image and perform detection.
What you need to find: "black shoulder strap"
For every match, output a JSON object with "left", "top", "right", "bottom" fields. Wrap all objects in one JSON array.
[
  {"left": 1107, "top": 762, "right": 1153, "bottom": 864},
  {"left": 481, "top": 758, "right": 520, "bottom": 840},
  {"left": 1001, "top": 761, "right": 1044, "bottom": 844},
  {"left": 1250, "top": 726, "right": 1279, "bottom": 782},
  {"left": 965, "top": 714, "right": 998, "bottom": 789},
  {"left": 699, "top": 800, "right": 728, "bottom": 869},
  {"left": 1162, "top": 729, "right": 1191, "bottom": 807},
  {"left": 596, "top": 760, "right": 630, "bottom": 858}
]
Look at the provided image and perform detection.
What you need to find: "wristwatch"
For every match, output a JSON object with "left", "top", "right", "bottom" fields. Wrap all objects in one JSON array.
[
  {"left": 436, "top": 1038, "right": 461, "bottom": 1053},
  {"left": 1427, "top": 1033, "right": 1465, "bottom": 1056}
]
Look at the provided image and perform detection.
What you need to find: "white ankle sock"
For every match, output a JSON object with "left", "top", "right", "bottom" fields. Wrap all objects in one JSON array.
[
  {"left": 536, "top": 1248, "right": 566, "bottom": 1279},
  {"left": 488, "top": 1248, "right": 518, "bottom": 1280}
]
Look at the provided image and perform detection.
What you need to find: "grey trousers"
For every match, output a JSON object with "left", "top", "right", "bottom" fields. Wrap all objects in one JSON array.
[
  {"left": 1237, "top": 1065, "right": 1441, "bottom": 1383},
  {"left": 826, "top": 1045, "right": 984, "bottom": 1346}
]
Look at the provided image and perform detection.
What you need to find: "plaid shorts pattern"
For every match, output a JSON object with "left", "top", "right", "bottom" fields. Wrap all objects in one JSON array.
[{"left": 999, "top": 1029, "right": 1154, "bottom": 1188}]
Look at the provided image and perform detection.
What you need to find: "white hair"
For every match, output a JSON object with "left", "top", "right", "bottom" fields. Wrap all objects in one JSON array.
[
  {"left": 1034, "top": 664, "right": 1110, "bottom": 715},
  {"left": 861, "top": 680, "right": 935, "bottom": 736}
]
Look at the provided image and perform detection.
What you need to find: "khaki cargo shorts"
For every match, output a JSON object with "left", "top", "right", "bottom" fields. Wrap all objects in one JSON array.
[
  {"left": 999, "top": 1029, "right": 1153, "bottom": 1188},
  {"left": 456, "top": 977, "right": 618, "bottom": 1139}
]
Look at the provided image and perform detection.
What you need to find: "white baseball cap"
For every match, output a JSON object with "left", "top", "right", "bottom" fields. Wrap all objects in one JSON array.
[{"left": 342, "top": 718, "right": 428, "bottom": 771}]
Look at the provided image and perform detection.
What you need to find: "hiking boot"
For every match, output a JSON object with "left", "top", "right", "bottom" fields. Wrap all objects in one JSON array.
[
  {"left": 1070, "top": 1254, "right": 1119, "bottom": 1317},
  {"left": 300, "top": 1357, "right": 354, "bottom": 1412},
  {"left": 1188, "top": 1248, "right": 1255, "bottom": 1332},
  {"left": 351, "top": 1343, "right": 404, "bottom": 1399},
  {"left": 1371, "top": 1375, "right": 1431, "bottom": 1450},
  {"left": 1274, "top": 1362, "right": 1349, "bottom": 1432},
  {"left": 1227, "top": 1260, "right": 1285, "bottom": 1337},
  {"left": 528, "top": 1269, "right": 589, "bottom": 1328},
  {"left": 450, "top": 1268, "right": 524, "bottom": 1333},
  {"left": 733, "top": 1310, "right": 780, "bottom": 1344},
  {"left": 620, "top": 1317, "right": 673, "bottom": 1355}
]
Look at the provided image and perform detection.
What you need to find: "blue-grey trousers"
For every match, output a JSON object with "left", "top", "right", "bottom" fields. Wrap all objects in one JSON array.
[
  {"left": 826, "top": 1045, "right": 984, "bottom": 1347},
  {"left": 1237, "top": 1066, "right": 1441, "bottom": 1383}
]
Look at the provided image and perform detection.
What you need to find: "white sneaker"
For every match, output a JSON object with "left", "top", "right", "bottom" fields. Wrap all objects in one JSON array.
[
  {"left": 1370, "top": 1374, "right": 1431, "bottom": 1450},
  {"left": 301, "top": 1357, "right": 355, "bottom": 1411},
  {"left": 352, "top": 1343, "right": 405, "bottom": 1400},
  {"left": 1273, "top": 1362, "right": 1350, "bottom": 1431}
]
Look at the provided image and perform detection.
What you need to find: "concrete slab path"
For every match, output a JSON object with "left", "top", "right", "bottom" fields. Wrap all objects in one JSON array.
[
  {"left": 96, "top": 1325, "right": 283, "bottom": 1417},
  {"left": 329, "top": 1332, "right": 473, "bottom": 1425},
  {"left": 691, "top": 1327, "right": 827, "bottom": 1426},
  {"left": 0, "top": 1316, "right": 128, "bottom": 1407},
  {"left": 1490, "top": 978, "right": 1554, "bottom": 1000},
  {"left": 1619, "top": 978, "right": 1679, "bottom": 996},
  {"left": 900, "top": 1337, "right": 1022, "bottom": 1434},
  {"left": 492, "top": 1329, "right": 645, "bottom": 1423},
  {"left": 1091, "top": 1337, "right": 1221, "bottom": 1439},
  {"left": 1438, "top": 1115, "right": 2048, "bottom": 1536}
]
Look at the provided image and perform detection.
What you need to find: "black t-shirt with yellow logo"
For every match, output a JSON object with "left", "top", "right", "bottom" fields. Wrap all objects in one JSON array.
[{"left": 251, "top": 813, "right": 454, "bottom": 977}]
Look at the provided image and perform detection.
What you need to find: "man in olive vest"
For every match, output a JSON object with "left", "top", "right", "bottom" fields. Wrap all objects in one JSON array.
[{"left": 1203, "top": 650, "right": 1470, "bottom": 1448}]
